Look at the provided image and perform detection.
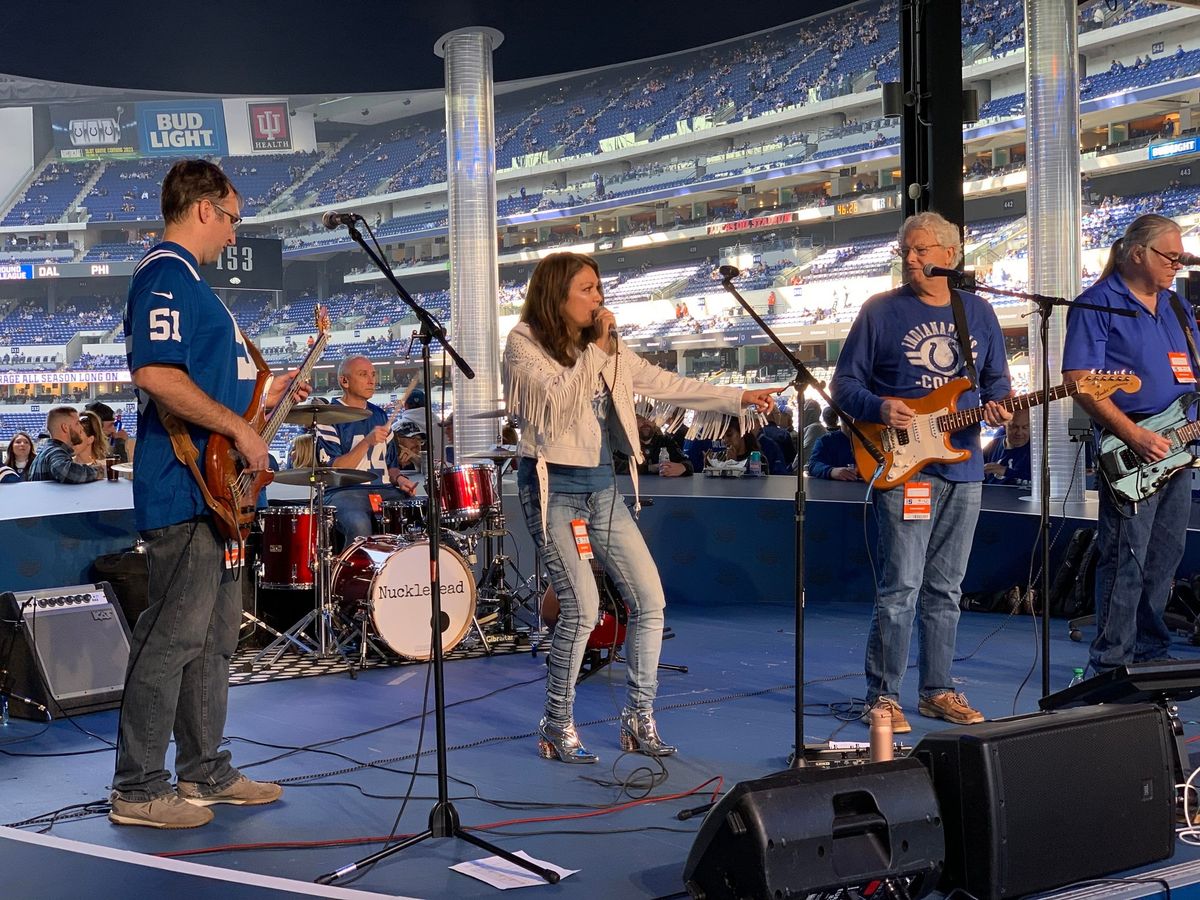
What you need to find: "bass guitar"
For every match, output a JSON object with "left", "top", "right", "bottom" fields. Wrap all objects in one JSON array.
[
  {"left": 202, "top": 307, "right": 331, "bottom": 542},
  {"left": 1097, "top": 391, "right": 1200, "bottom": 503},
  {"left": 851, "top": 371, "right": 1141, "bottom": 489}
]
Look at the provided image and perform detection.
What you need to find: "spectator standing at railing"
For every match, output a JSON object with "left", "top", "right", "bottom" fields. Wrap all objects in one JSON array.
[{"left": 4, "top": 431, "right": 35, "bottom": 480}]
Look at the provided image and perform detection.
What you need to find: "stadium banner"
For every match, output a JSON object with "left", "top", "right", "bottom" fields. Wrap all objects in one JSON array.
[
  {"left": 247, "top": 101, "right": 292, "bottom": 151},
  {"left": 0, "top": 370, "right": 129, "bottom": 385},
  {"left": 706, "top": 211, "right": 799, "bottom": 235},
  {"left": 51, "top": 103, "right": 140, "bottom": 160},
  {"left": 599, "top": 133, "right": 637, "bottom": 153},
  {"left": 137, "top": 100, "right": 228, "bottom": 156},
  {"left": 1148, "top": 136, "right": 1200, "bottom": 160},
  {"left": 200, "top": 236, "right": 284, "bottom": 291}
]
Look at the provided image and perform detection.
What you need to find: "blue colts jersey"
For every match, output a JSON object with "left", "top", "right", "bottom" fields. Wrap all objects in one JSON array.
[
  {"left": 315, "top": 398, "right": 398, "bottom": 483},
  {"left": 125, "top": 241, "right": 258, "bottom": 531}
]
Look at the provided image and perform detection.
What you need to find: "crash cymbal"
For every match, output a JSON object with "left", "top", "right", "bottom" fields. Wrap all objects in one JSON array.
[
  {"left": 467, "top": 409, "right": 511, "bottom": 420},
  {"left": 285, "top": 403, "right": 371, "bottom": 426},
  {"left": 273, "top": 467, "right": 374, "bottom": 488}
]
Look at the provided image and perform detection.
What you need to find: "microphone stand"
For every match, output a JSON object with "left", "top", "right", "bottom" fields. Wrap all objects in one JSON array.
[
  {"left": 952, "top": 271, "right": 1134, "bottom": 697},
  {"left": 316, "top": 218, "right": 558, "bottom": 887},
  {"left": 719, "top": 272, "right": 884, "bottom": 767}
]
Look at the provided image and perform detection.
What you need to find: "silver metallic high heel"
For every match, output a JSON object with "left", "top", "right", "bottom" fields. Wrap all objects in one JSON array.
[
  {"left": 619, "top": 707, "right": 677, "bottom": 756},
  {"left": 537, "top": 717, "right": 599, "bottom": 764}
]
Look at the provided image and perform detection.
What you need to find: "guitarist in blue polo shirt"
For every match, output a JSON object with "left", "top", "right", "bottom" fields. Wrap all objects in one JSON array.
[
  {"left": 111, "top": 160, "right": 308, "bottom": 830},
  {"left": 1063, "top": 213, "right": 1200, "bottom": 674}
]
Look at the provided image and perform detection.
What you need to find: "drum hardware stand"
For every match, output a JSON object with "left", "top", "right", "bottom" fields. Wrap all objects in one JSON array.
[
  {"left": 317, "top": 214, "right": 558, "bottom": 887},
  {"left": 250, "top": 427, "right": 346, "bottom": 668}
]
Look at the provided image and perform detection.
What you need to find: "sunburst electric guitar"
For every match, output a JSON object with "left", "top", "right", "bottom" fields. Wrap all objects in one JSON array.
[{"left": 850, "top": 371, "right": 1141, "bottom": 489}]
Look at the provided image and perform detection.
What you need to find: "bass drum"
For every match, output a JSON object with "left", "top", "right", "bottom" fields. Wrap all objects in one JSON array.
[{"left": 331, "top": 536, "right": 476, "bottom": 660}]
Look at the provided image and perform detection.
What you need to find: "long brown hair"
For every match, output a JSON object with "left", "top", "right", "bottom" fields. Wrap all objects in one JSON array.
[
  {"left": 79, "top": 410, "right": 110, "bottom": 460},
  {"left": 519, "top": 252, "right": 604, "bottom": 366},
  {"left": 1097, "top": 213, "right": 1180, "bottom": 282},
  {"left": 4, "top": 430, "right": 33, "bottom": 469}
]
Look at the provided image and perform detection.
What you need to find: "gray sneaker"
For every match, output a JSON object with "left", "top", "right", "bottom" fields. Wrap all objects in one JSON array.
[
  {"left": 177, "top": 775, "right": 283, "bottom": 806},
  {"left": 109, "top": 791, "right": 214, "bottom": 829}
]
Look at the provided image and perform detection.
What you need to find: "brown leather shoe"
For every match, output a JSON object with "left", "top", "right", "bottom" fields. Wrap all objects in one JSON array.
[
  {"left": 109, "top": 792, "right": 213, "bottom": 829},
  {"left": 869, "top": 696, "right": 912, "bottom": 734},
  {"left": 918, "top": 691, "right": 984, "bottom": 725},
  {"left": 177, "top": 775, "right": 282, "bottom": 806}
]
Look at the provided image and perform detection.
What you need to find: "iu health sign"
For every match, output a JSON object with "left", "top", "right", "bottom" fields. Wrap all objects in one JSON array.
[{"left": 137, "top": 101, "right": 228, "bottom": 156}]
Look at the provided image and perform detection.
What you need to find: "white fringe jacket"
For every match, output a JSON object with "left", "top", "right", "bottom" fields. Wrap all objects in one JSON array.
[{"left": 502, "top": 321, "right": 753, "bottom": 527}]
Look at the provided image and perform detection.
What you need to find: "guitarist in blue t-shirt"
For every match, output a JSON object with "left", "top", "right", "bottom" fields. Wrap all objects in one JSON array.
[
  {"left": 1063, "top": 214, "right": 1200, "bottom": 674},
  {"left": 111, "top": 160, "right": 309, "bottom": 830}
]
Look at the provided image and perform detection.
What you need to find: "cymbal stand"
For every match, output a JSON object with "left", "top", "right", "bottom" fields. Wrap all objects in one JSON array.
[
  {"left": 475, "top": 469, "right": 532, "bottom": 636},
  {"left": 250, "top": 421, "right": 343, "bottom": 666}
]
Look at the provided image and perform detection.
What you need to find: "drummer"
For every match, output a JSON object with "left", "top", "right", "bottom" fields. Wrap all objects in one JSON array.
[{"left": 316, "top": 355, "right": 418, "bottom": 544}]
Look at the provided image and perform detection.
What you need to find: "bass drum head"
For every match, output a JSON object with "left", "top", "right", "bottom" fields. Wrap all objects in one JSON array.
[{"left": 370, "top": 541, "right": 477, "bottom": 660}]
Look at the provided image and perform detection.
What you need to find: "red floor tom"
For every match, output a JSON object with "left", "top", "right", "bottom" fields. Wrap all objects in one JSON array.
[{"left": 258, "top": 505, "right": 334, "bottom": 590}]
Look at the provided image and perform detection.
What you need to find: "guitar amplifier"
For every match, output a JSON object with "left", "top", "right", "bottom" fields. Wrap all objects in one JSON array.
[{"left": 0, "top": 582, "right": 131, "bottom": 718}]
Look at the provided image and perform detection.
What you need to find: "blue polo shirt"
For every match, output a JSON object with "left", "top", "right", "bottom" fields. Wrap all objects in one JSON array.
[{"left": 1061, "top": 273, "right": 1200, "bottom": 417}]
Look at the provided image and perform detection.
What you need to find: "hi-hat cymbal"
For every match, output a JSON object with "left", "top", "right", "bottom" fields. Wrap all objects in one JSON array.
[
  {"left": 465, "top": 448, "right": 518, "bottom": 460},
  {"left": 273, "top": 467, "right": 374, "bottom": 487},
  {"left": 467, "top": 409, "right": 512, "bottom": 420},
  {"left": 285, "top": 403, "right": 370, "bottom": 426}
]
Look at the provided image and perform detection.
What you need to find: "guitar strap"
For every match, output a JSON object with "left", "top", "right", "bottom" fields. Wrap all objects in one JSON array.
[
  {"left": 949, "top": 290, "right": 979, "bottom": 389},
  {"left": 1167, "top": 291, "right": 1200, "bottom": 379}
]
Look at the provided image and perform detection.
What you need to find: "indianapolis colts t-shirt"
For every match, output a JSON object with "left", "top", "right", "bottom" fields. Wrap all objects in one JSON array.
[
  {"left": 314, "top": 398, "right": 398, "bottom": 483},
  {"left": 125, "top": 241, "right": 259, "bottom": 531}
]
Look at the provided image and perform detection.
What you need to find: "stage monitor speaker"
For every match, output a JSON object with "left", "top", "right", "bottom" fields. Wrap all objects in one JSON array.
[
  {"left": 682, "top": 758, "right": 944, "bottom": 900},
  {"left": 913, "top": 703, "right": 1175, "bottom": 900},
  {"left": 0, "top": 582, "right": 131, "bottom": 719}
]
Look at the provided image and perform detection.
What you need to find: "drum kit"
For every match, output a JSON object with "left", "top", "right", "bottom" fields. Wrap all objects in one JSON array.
[{"left": 246, "top": 401, "right": 537, "bottom": 671}]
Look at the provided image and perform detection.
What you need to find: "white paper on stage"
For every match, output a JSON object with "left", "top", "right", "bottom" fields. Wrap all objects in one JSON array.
[{"left": 450, "top": 850, "right": 577, "bottom": 889}]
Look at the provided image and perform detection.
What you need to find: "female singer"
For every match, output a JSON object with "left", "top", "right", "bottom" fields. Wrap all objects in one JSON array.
[{"left": 504, "top": 252, "right": 775, "bottom": 763}]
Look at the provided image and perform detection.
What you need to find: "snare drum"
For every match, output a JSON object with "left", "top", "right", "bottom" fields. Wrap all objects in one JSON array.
[
  {"left": 381, "top": 498, "right": 428, "bottom": 537},
  {"left": 331, "top": 536, "right": 477, "bottom": 660},
  {"left": 258, "top": 505, "right": 335, "bottom": 590},
  {"left": 439, "top": 462, "right": 497, "bottom": 526}
]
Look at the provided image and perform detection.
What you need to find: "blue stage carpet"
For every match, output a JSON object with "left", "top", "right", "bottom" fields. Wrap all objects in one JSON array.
[{"left": 5, "top": 599, "right": 1200, "bottom": 899}]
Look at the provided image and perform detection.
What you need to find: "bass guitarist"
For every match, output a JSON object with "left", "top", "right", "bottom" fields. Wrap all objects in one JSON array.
[
  {"left": 831, "top": 211, "right": 1011, "bottom": 734},
  {"left": 111, "top": 161, "right": 308, "bottom": 829},
  {"left": 1062, "top": 213, "right": 1200, "bottom": 674}
]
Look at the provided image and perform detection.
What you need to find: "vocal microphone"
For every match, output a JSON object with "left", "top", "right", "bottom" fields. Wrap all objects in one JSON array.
[
  {"left": 921, "top": 263, "right": 967, "bottom": 280},
  {"left": 718, "top": 264, "right": 741, "bottom": 281},
  {"left": 1178, "top": 251, "right": 1200, "bottom": 267},
  {"left": 322, "top": 210, "right": 360, "bottom": 230}
]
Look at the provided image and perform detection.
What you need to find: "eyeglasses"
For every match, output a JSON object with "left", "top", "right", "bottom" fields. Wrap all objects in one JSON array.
[
  {"left": 896, "top": 244, "right": 945, "bottom": 259},
  {"left": 208, "top": 199, "right": 242, "bottom": 230},
  {"left": 1148, "top": 245, "right": 1184, "bottom": 268}
]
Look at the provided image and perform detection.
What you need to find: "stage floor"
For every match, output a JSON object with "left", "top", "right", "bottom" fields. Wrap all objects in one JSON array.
[{"left": 5, "top": 599, "right": 1200, "bottom": 899}]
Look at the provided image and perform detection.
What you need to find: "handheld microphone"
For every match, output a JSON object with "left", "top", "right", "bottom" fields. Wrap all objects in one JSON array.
[
  {"left": 718, "top": 264, "right": 741, "bottom": 281},
  {"left": 322, "top": 210, "right": 360, "bottom": 230}
]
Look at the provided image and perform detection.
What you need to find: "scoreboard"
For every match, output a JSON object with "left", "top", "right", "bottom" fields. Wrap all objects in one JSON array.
[{"left": 0, "top": 237, "right": 283, "bottom": 291}]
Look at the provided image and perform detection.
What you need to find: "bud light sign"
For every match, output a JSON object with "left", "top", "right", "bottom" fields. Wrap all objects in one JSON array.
[{"left": 137, "top": 101, "right": 228, "bottom": 156}]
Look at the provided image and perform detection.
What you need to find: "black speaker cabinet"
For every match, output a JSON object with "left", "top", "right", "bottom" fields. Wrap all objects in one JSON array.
[
  {"left": 0, "top": 583, "right": 131, "bottom": 718},
  {"left": 913, "top": 703, "right": 1175, "bottom": 900},
  {"left": 683, "top": 758, "right": 944, "bottom": 900}
]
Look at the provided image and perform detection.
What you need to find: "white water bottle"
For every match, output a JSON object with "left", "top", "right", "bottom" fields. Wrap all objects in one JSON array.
[{"left": 658, "top": 447, "right": 670, "bottom": 468}]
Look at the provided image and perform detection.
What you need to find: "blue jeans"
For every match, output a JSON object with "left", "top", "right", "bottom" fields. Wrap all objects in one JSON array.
[
  {"left": 519, "top": 484, "right": 666, "bottom": 723},
  {"left": 112, "top": 519, "right": 242, "bottom": 801},
  {"left": 867, "top": 474, "right": 981, "bottom": 704},
  {"left": 1091, "top": 473, "right": 1189, "bottom": 672}
]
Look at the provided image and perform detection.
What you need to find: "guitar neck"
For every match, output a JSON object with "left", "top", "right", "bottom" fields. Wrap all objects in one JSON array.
[
  {"left": 1176, "top": 419, "right": 1200, "bottom": 444},
  {"left": 937, "top": 382, "right": 1077, "bottom": 433},
  {"left": 260, "top": 332, "right": 330, "bottom": 446}
]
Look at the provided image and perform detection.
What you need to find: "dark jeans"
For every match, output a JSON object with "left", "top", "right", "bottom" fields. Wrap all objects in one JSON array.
[
  {"left": 1090, "top": 473, "right": 1190, "bottom": 672},
  {"left": 112, "top": 519, "right": 242, "bottom": 801}
]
